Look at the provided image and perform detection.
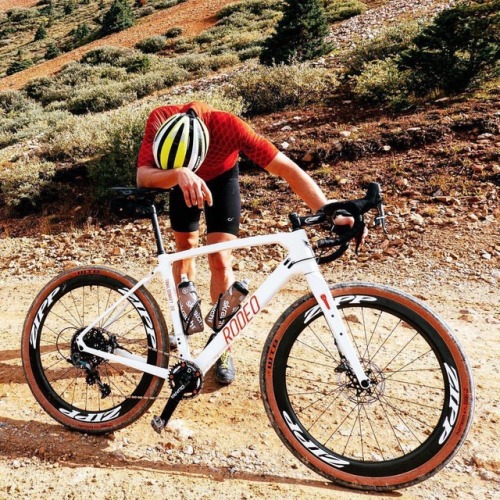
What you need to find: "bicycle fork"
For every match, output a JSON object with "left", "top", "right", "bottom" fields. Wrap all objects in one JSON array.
[{"left": 306, "top": 271, "right": 371, "bottom": 389}]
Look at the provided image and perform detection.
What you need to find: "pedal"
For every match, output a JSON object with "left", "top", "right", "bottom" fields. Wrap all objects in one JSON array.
[
  {"left": 150, "top": 361, "right": 203, "bottom": 435},
  {"left": 151, "top": 415, "right": 166, "bottom": 434}
]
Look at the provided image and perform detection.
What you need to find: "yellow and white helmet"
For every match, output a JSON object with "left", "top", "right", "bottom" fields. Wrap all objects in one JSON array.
[{"left": 152, "top": 109, "right": 209, "bottom": 172}]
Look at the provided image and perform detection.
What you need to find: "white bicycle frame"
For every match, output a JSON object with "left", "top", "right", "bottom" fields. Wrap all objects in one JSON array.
[{"left": 75, "top": 228, "right": 369, "bottom": 386}]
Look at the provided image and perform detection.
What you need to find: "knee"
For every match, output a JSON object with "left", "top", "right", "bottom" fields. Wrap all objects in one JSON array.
[
  {"left": 208, "top": 251, "right": 232, "bottom": 273},
  {"left": 174, "top": 232, "right": 198, "bottom": 252}
]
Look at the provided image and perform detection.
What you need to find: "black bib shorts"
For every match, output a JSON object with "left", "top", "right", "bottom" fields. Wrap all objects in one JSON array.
[{"left": 169, "top": 165, "right": 241, "bottom": 236}]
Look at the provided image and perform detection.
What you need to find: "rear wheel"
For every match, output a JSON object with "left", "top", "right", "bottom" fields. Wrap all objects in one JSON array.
[
  {"left": 22, "top": 266, "right": 168, "bottom": 434},
  {"left": 261, "top": 282, "right": 474, "bottom": 490}
]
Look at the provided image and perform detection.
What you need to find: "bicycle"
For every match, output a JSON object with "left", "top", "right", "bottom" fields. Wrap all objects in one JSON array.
[{"left": 21, "top": 183, "right": 474, "bottom": 491}]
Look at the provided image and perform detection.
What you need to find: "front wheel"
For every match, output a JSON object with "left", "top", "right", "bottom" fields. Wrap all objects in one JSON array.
[
  {"left": 22, "top": 266, "right": 168, "bottom": 434},
  {"left": 261, "top": 282, "right": 474, "bottom": 491}
]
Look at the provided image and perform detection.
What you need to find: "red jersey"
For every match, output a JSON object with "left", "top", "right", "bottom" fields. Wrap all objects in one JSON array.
[{"left": 137, "top": 101, "right": 279, "bottom": 182}]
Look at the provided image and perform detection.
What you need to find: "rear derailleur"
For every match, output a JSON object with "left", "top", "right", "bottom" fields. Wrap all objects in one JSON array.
[{"left": 69, "top": 327, "right": 118, "bottom": 399}]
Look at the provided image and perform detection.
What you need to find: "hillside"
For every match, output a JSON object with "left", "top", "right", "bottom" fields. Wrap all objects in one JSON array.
[
  {"left": 0, "top": 0, "right": 234, "bottom": 89},
  {"left": 0, "top": 0, "right": 499, "bottom": 499}
]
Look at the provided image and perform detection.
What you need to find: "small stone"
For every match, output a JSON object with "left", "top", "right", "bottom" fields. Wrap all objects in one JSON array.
[
  {"left": 477, "top": 133, "right": 494, "bottom": 140},
  {"left": 302, "top": 152, "right": 315, "bottom": 162},
  {"left": 410, "top": 213, "right": 425, "bottom": 226}
]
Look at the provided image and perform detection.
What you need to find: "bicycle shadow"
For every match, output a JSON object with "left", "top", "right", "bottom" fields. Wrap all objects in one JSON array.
[
  {"left": 0, "top": 348, "right": 26, "bottom": 384},
  {"left": 0, "top": 417, "right": 401, "bottom": 496}
]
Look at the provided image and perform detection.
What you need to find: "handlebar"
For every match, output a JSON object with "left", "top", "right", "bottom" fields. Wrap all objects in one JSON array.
[{"left": 289, "top": 182, "right": 387, "bottom": 264}]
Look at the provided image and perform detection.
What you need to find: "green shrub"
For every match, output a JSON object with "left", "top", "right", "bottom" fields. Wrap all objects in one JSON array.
[
  {"left": 237, "top": 46, "right": 262, "bottom": 60},
  {"left": 208, "top": 53, "right": 240, "bottom": 71},
  {"left": 63, "top": 1, "right": 75, "bottom": 15},
  {"left": 81, "top": 46, "right": 131, "bottom": 66},
  {"left": 124, "top": 65, "right": 189, "bottom": 97},
  {"left": 323, "top": 0, "right": 366, "bottom": 22},
  {"left": 224, "top": 63, "right": 337, "bottom": 115},
  {"left": 0, "top": 90, "right": 75, "bottom": 147},
  {"left": 352, "top": 58, "right": 410, "bottom": 106},
  {"left": 136, "top": 35, "right": 167, "bottom": 53},
  {"left": 6, "top": 8, "right": 35, "bottom": 22},
  {"left": 45, "top": 42, "right": 61, "bottom": 59},
  {"left": 123, "top": 53, "right": 152, "bottom": 73},
  {"left": 71, "top": 23, "right": 91, "bottom": 41},
  {"left": 6, "top": 57, "right": 33, "bottom": 76},
  {"left": 171, "top": 36, "right": 197, "bottom": 53},
  {"left": 0, "top": 90, "right": 34, "bottom": 113},
  {"left": 175, "top": 53, "right": 212, "bottom": 73},
  {"left": 217, "top": 0, "right": 275, "bottom": 19},
  {"left": 344, "top": 20, "right": 423, "bottom": 75},
  {"left": 81, "top": 46, "right": 153, "bottom": 73},
  {"left": 87, "top": 115, "right": 145, "bottom": 201},
  {"left": 0, "top": 157, "right": 56, "bottom": 208},
  {"left": 34, "top": 24, "right": 48, "bottom": 41},
  {"left": 67, "top": 83, "right": 137, "bottom": 114},
  {"left": 165, "top": 26, "right": 183, "bottom": 38},
  {"left": 136, "top": 5, "right": 155, "bottom": 16},
  {"left": 399, "top": 0, "right": 500, "bottom": 94}
]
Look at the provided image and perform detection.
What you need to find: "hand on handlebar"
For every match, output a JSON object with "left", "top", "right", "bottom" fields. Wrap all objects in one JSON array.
[{"left": 334, "top": 214, "right": 369, "bottom": 246}]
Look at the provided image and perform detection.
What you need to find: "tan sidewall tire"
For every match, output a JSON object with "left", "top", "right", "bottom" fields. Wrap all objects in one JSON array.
[
  {"left": 261, "top": 282, "right": 474, "bottom": 490},
  {"left": 22, "top": 266, "right": 168, "bottom": 434}
]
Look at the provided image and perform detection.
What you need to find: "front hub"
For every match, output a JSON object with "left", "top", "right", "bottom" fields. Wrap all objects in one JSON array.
[{"left": 338, "top": 360, "right": 385, "bottom": 404}]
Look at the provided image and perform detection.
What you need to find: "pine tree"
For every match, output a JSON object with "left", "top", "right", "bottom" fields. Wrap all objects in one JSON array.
[
  {"left": 399, "top": 0, "right": 499, "bottom": 94},
  {"left": 101, "top": 0, "right": 135, "bottom": 35},
  {"left": 35, "top": 24, "right": 47, "bottom": 41},
  {"left": 260, "top": 0, "right": 332, "bottom": 65},
  {"left": 45, "top": 42, "right": 61, "bottom": 60}
]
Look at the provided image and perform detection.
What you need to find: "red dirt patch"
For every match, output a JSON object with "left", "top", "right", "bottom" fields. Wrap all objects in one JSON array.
[{"left": 0, "top": 0, "right": 39, "bottom": 11}]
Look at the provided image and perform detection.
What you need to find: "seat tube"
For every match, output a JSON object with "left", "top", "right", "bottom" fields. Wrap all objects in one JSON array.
[{"left": 306, "top": 271, "right": 370, "bottom": 388}]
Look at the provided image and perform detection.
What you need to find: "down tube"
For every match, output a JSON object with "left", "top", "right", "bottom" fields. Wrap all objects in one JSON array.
[{"left": 194, "top": 261, "right": 298, "bottom": 373}]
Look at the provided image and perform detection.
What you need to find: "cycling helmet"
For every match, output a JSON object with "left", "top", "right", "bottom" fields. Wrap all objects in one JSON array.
[{"left": 152, "top": 109, "right": 209, "bottom": 172}]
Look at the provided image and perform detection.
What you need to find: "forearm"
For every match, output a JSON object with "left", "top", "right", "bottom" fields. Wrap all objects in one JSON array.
[
  {"left": 137, "top": 165, "right": 212, "bottom": 208},
  {"left": 265, "top": 152, "right": 327, "bottom": 211},
  {"left": 136, "top": 166, "right": 178, "bottom": 189}
]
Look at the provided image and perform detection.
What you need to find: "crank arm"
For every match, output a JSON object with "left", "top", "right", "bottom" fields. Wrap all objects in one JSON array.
[{"left": 151, "top": 382, "right": 186, "bottom": 434}]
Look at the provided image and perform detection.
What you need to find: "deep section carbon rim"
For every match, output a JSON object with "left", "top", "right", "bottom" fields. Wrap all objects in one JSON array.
[
  {"left": 23, "top": 268, "right": 167, "bottom": 432},
  {"left": 263, "top": 284, "right": 473, "bottom": 489}
]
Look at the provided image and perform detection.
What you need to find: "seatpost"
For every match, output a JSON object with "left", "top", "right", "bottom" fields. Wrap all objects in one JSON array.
[{"left": 149, "top": 204, "right": 166, "bottom": 255}]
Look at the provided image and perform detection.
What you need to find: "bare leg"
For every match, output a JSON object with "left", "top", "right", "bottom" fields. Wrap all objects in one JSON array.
[
  {"left": 206, "top": 232, "right": 237, "bottom": 303},
  {"left": 206, "top": 232, "right": 237, "bottom": 384},
  {"left": 173, "top": 230, "right": 199, "bottom": 284}
]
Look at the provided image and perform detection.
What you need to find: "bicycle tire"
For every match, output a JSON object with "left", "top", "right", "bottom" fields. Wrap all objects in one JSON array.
[
  {"left": 22, "top": 266, "right": 168, "bottom": 434},
  {"left": 261, "top": 282, "right": 474, "bottom": 490}
]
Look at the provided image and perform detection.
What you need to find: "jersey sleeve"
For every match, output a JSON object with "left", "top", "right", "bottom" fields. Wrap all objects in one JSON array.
[
  {"left": 137, "top": 106, "right": 180, "bottom": 169},
  {"left": 233, "top": 115, "right": 279, "bottom": 168}
]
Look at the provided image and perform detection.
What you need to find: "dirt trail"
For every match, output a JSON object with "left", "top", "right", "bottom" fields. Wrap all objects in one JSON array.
[
  {"left": 0, "top": 0, "right": 233, "bottom": 91},
  {"left": 0, "top": 245, "right": 498, "bottom": 498}
]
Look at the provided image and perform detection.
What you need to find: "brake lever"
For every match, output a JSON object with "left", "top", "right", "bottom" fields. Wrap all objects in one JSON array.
[
  {"left": 354, "top": 221, "right": 366, "bottom": 255},
  {"left": 374, "top": 201, "right": 388, "bottom": 234}
]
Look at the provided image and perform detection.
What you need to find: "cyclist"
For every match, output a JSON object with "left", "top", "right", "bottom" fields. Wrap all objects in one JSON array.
[{"left": 137, "top": 101, "right": 330, "bottom": 385}]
